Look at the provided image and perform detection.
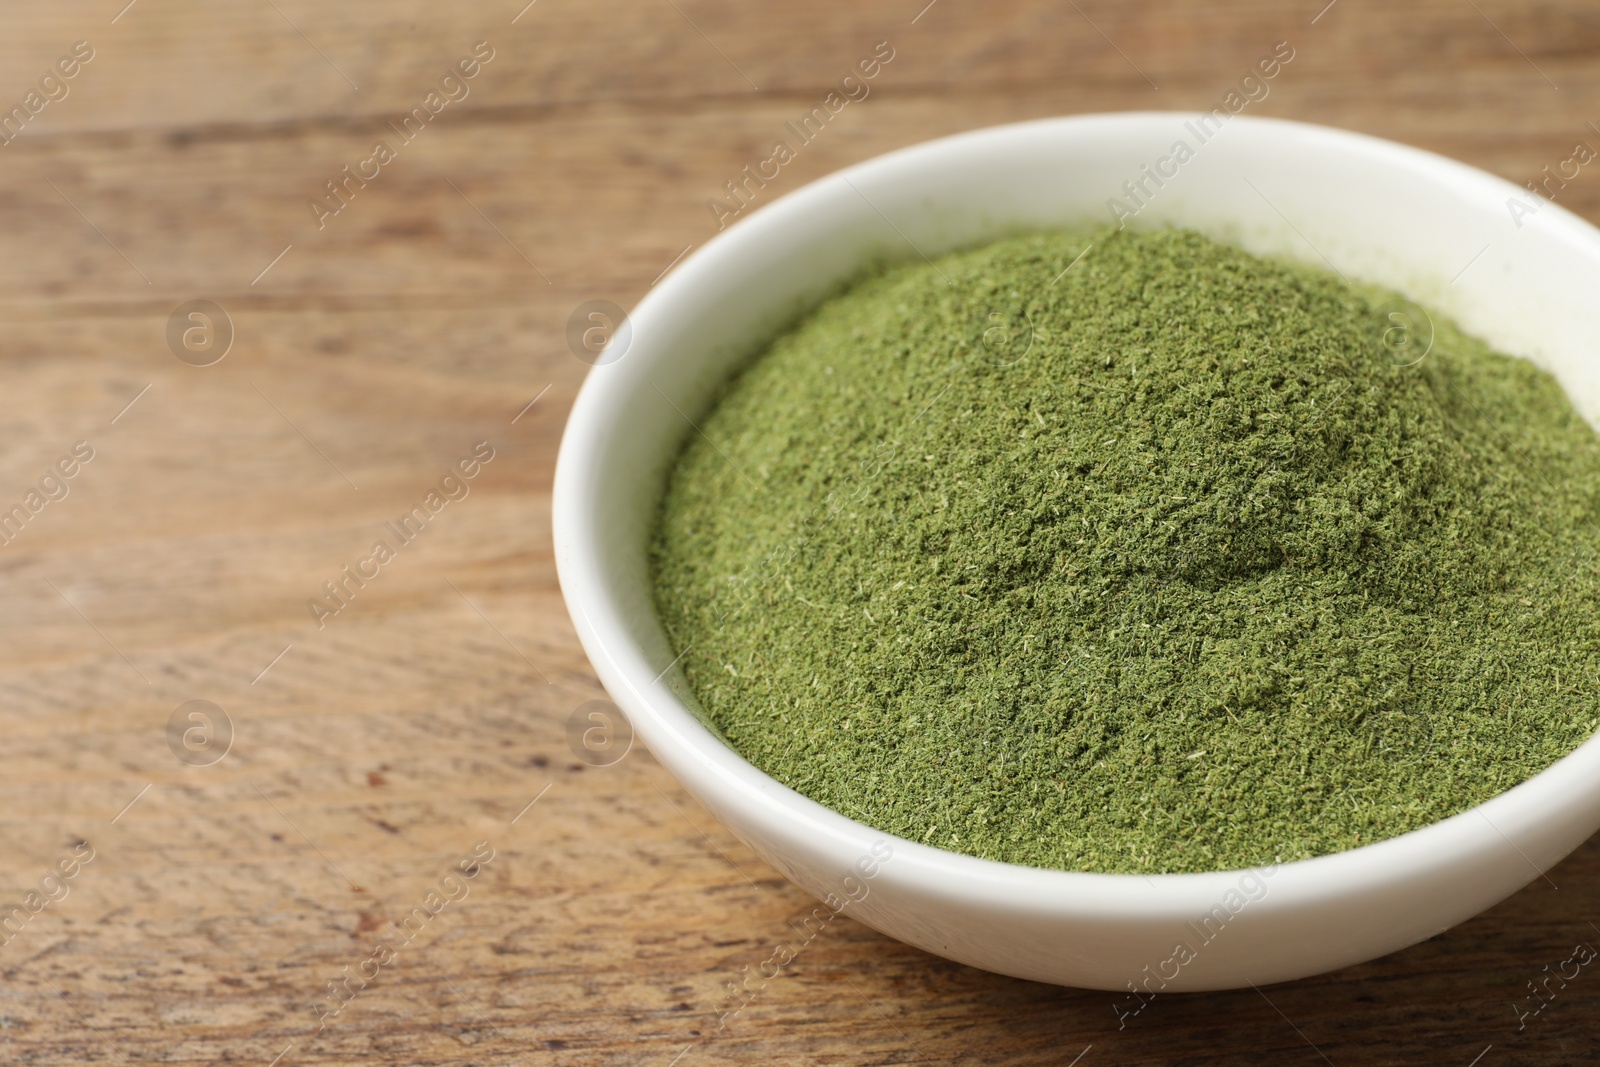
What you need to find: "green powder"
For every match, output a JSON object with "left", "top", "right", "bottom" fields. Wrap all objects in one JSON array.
[{"left": 649, "top": 226, "right": 1600, "bottom": 875}]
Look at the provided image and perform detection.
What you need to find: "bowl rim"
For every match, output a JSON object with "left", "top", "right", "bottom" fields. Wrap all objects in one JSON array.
[{"left": 553, "top": 111, "right": 1600, "bottom": 916}]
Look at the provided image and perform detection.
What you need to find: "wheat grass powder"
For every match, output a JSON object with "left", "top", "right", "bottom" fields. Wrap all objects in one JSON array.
[{"left": 650, "top": 226, "right": 1600, "bottom": 875}]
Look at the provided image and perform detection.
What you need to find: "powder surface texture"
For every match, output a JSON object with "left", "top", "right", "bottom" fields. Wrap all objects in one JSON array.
[{"left": 650, "top": 227, "right": 1600, "bottom": 874}]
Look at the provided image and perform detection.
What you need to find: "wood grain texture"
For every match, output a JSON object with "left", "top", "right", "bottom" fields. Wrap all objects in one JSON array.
[{"left": 2, "top": 0, "right": 1600, "bottom": 1063}]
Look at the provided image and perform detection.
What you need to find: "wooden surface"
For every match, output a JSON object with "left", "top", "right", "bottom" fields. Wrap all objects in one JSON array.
[{"left": 4, "top": 1, "right": 1600, "bottom": 1063}]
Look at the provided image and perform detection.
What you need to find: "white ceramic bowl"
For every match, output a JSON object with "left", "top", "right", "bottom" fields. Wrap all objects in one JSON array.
[{"left": 553, "top": 113, "right": 1600, "bottom": 991}]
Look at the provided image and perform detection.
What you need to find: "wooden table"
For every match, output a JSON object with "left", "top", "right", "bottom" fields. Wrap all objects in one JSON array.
[{"left": 3, "top": 1, "right": 1599, "bottom": 1063}]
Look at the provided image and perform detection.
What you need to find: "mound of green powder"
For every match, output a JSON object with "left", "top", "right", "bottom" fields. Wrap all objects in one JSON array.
[{"left": 649, "top": 226, "right": 1600, "bottom": 875}]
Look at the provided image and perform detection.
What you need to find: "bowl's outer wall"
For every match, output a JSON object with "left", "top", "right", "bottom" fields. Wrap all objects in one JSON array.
[{"left": 554, "top": 114, "right": 1600, "bottom": 990}]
